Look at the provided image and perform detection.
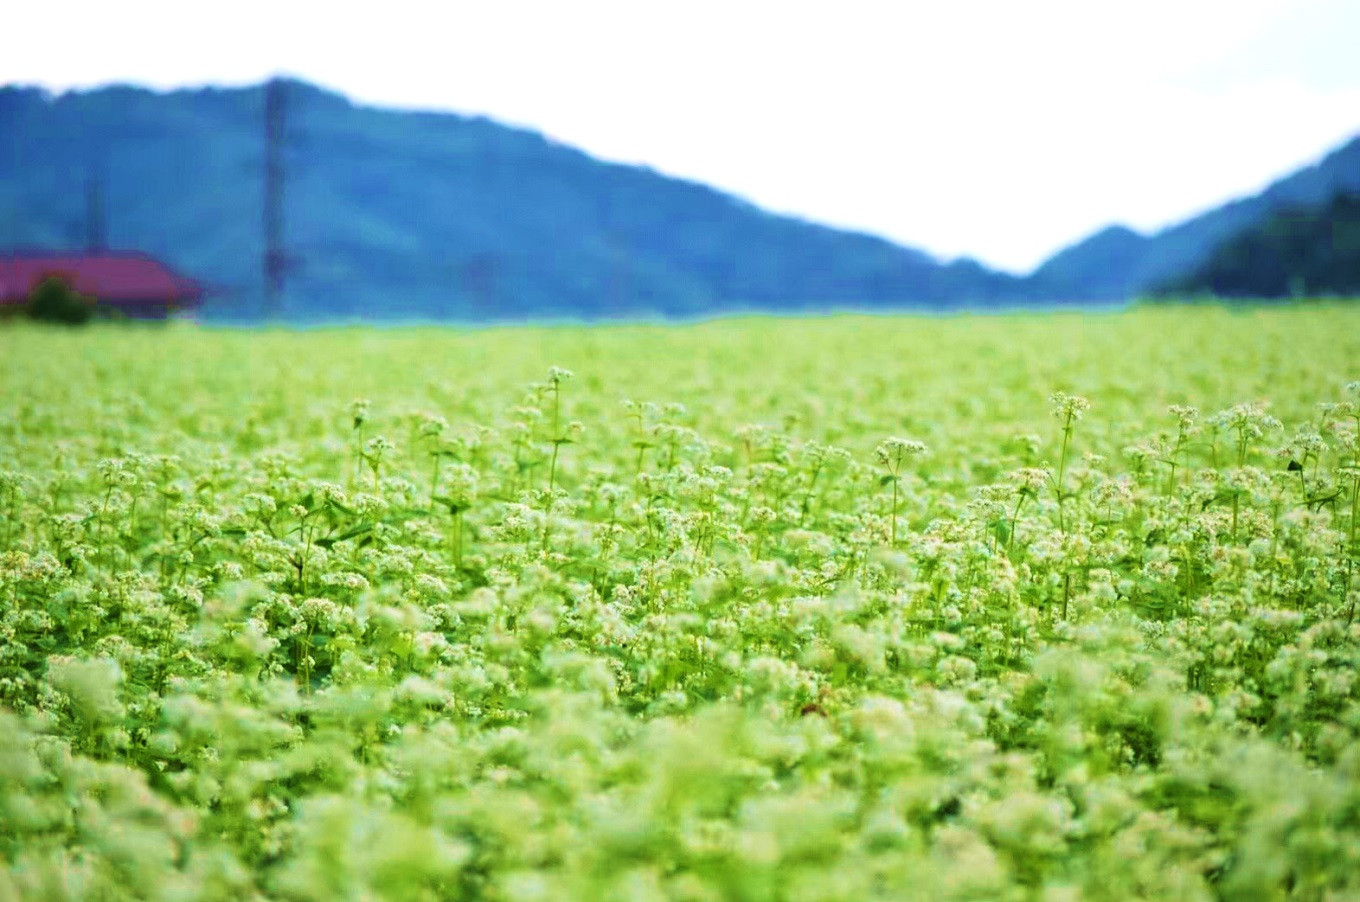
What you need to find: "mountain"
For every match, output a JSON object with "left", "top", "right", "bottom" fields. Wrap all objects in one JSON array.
[
  {"left": 1029, "top": 225, "right": 1148, "bottom": 301},
  {"left": 1034, "top": 136, "right": 1360, "bottom": 300},
  {"left": 1154, "top": 191, "right": 1360, "bottom": 299},
  {"left": 5, "top": 77, "right": 1356, "bottom": 318},
  {"left": 0, "top": 79, "right": 1034, "bottom": 322}
]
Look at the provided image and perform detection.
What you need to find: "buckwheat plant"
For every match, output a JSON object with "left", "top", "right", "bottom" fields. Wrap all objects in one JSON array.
[
  {"left": 1213, "top": 402, "right": 1282, "bottom": 540},
  {"left": 1049, "top": 391, "right": 1090, "bottom": 532},
  {"left": 1162, "top": 404, "right": 1199, "bottom": 495},
  {"left": 0, "top": 306, "right": 1358, "bottom": 900},
  {"left": 875, "top": 437, "right": 927, "bottom": 546},
  {"left": 361, "top": 435, "right": 395, "bottom": 492},
  {"left": 349, "top": 398, "right": 371, "bottom": 489},
  {"left": 544, "top": 367, "right": 574, "bottom": 494}
]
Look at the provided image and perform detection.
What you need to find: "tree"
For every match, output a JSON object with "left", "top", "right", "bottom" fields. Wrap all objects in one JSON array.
[{"left": 26, "top": 277, "right": 94, "bottom": 325}]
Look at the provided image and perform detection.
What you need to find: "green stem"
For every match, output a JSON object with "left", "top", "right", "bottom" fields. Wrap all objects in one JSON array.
[
  {"left": 800, "top": 463, "right": 822, "bottom": 527},
  {"left": 890, "top": 478, "right": 899, "bottom": 546},
  {"left": 300, "top": 515, "right": 314, "bottom": 595},
  {"left": 455, "top": 509, "right": 464, "bottom": 568},
  {"left": 100, "top": 485, "right": 114, "bottom": 566},
  {"left": 352, "top": 424, "right": 364, "bottom": 489},
  {"left": 1349, "top": 473, "right": 1358, "bottom": 553},
  {"left": 1006, "top": 495, "right": 1027, "bottom": 556},
  {"left": 551, "top": 383, "right": 561, "bottom": 440},
  {"left": 429, "top": 455, "right": 441, "bottom": 508},
  {"left": 300, "top": 624, "right": 313, "bottom": 694},
  {"left": 1055, "top": 418, "right": 1073, "bottom": 534}
]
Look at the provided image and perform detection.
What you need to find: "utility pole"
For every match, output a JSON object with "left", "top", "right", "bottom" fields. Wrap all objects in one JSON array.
[
  {"left": 85, "top": 164, "right": 107, "bottom": 253},
  {"left": 263, "top": 78, "right": 287, "bottom": 318},
  {"left": 7, "top": 94, "right": 19, "bottom": 257}
]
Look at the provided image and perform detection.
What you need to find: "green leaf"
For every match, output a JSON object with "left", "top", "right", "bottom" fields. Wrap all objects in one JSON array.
[
  {"left": 331, "top": 522, "right": 374, "bottom": 543},
  {"left": 1307, "top": 491, "right": 1341, "bottom": 511}
]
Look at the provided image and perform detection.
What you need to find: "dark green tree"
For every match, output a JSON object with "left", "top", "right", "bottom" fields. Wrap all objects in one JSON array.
[
  {"left": 1155, "top": 192, "right": 1360, "bottom": 300},
  {"left": 26, "top": 277, "right": 94, "bottom": 325}
]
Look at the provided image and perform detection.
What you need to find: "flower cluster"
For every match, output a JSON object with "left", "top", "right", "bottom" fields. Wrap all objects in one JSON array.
[{"left": 1, "top": 306, "right": 1359, "bottom": 899}]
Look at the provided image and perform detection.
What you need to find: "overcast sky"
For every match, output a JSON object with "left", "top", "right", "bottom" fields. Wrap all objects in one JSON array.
[{"left": 5, "top": 0, "right": 1359, "bottom": 273}]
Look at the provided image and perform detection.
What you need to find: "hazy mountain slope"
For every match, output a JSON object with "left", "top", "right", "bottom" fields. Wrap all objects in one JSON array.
[
  {"left": 1155, "top": 191, "right": 1360, "bottom": 299},
  {"left": 0, "top": 80, "right": 1031, "bottom": 321},
  {"left": 1034, "top": 136, "right": 1360, "bottom": 300},
  {"left": 1028, "top": 225, "right": 1149, "bottom": 301}
]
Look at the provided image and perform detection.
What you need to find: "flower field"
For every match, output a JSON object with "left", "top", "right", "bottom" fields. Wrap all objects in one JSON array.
[{"left": 1, "top": 305, "right": 1359, "bottom": 900}]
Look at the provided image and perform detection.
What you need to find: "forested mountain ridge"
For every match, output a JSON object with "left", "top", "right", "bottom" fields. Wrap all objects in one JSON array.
[
  {"left": 1155, "top": 190, "right": 1360, "bottom": 299},
  {"left": 2, "top": 78, "right": 1356, "bottom": 320},
  {"left": 1035, "top": 135, "right": 1360, "bottom": 300},
  {"left": 0, "top": 80, "right": 1034, "bottom": 321}
]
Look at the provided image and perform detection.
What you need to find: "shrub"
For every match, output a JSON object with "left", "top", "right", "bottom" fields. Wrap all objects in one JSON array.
[{"left": 26, "top": 276, "right": 94, "bottom": 325}]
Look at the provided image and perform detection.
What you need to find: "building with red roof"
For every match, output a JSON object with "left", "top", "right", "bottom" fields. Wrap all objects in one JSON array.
[{"left": 0, "top": 253, "right": 203, "bottom": 319}]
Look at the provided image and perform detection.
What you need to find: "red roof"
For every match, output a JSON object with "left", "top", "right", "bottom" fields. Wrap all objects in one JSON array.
[{"left": 0, "top": 253, "right": 203, "bottom": 307}]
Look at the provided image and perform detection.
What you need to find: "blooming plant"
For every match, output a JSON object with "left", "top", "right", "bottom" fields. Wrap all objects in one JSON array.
[{"left": 1, "top": 306, "right": 1359, "bottom": 899}]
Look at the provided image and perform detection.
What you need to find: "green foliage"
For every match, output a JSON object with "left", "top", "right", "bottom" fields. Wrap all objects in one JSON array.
[
  {"left": 1, "top": 306, "right": 1360, "bottom": 899},
  {"left": 1157, "top": 191, "right": 1360, "bottom": 300},
  {"left": 1037, "top": 138, "right": 1360, "bottom": 302},
  {"left": 26, "top": 277, "right": 94, "bottom": 325}
]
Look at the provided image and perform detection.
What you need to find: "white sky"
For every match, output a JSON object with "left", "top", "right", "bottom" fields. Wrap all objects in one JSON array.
[{"left": 4, "top": 0, "right": 1360, "bottom": 273}]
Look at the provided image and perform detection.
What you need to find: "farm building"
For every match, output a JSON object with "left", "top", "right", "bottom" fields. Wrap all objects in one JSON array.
[{"left": 0, "top": 253, "right": 203, "bottom": 319}]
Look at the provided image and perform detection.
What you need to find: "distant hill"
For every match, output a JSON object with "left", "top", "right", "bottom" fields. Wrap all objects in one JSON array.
[
  {"left": 1153, "top": 191, "right": 1360, "bottom": 299},
  {"left": 3, "top": 78, "right": 1357, "bottom": 319},
  {"left": 1033, "top": 136, "right": 1360, "bottom": 300},
  {"left": 0, "top": 79, "right": 1038, "bottom": 322},
  {"left": 1029, "top": 225, "right": 1148, "bottom": 301}
]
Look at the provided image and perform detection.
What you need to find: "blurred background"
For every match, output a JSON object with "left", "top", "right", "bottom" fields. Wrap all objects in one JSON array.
[{"left": 1, "top": 0, "right": 1358, "bottom": 323}]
